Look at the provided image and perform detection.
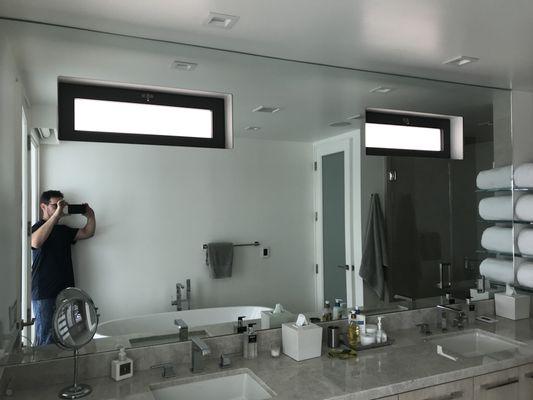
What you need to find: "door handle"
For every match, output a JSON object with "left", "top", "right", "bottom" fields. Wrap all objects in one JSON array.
[
  {"left": 480, "top": 377, "right": 519, "bottom": 391},
  {"left": 337, "top": 265, "right": 349, "bottom": 270},
  {"left": 421, "top": 391, "right": 462, "bottom": 400}
]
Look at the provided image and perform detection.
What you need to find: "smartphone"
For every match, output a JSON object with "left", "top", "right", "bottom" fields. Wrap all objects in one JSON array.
[{"left": 65, "top": 204, "right": 86, "bottom": 215}]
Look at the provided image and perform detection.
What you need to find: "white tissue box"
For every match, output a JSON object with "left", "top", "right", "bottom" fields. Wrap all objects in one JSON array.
[
  {"left": 281, "top": 323, "right": 322, "bottom": 361},
  {"left": 261, "top": 311, "right": 296, "bottom": 329},
  {"left": 495, "top": 292, "right": 530, "bottom": 320}
]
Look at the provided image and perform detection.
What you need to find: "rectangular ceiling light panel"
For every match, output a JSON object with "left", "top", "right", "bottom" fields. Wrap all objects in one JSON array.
[
  {"left": 58, "top": 78, "right": 231, "bottom": 149},
  {"left": 365, "top": 123, "right": 442, "bottom": 151},
  {"left": 74, "top": 99, "right": 213, "bottom": 138},
  {"left": 365, "top": 109, "right": 452, "bottom": 158}
]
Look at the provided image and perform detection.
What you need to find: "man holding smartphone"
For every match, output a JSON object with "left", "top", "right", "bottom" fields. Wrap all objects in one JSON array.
[{"left": 31, "top": 190, "right": 96, "bottom": 345}]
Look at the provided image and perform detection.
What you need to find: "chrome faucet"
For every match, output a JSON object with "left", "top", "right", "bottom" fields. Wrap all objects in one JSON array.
[
  {"left": 171, "top": 279, "right": 191, "bottom": 311},
  {"left": 174, "top": 319, "right": 188, "bottom": 341},
  {"left": 436, "top": 304, "right": 466, "bottom": 330},
  {"left": 191, "top": 336, "right": 211, "bottom": 373}
]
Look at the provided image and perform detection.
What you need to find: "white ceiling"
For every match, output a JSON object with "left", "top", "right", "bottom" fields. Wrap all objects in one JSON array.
[{"left": 1, "top": 0, "right": 532, "bottom": 90}]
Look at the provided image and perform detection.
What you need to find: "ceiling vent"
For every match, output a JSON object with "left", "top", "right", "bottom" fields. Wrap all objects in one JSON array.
[
  {"left": 329, "top": 121, "right": 352, "bottom": 127},
  {"left": 443, "top": 55, "right": 479, "bottom": 67},
  {"left": 252, "top": 105, "right": 281, "bottom": 113},
  {"left": 370, "top": 86, "right": 394, "bottom": 94},
  {"left": 170, "top": 60, "right": 198, "bottom": 71},
  {"left": 204, "top": 12, "right": 239, "bottom": 29}
]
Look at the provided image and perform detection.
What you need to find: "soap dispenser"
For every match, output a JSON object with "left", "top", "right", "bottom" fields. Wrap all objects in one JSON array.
[
  {"left": 376, "top": 316, "right": 387, "bottom": 344},
  {"left": 243, "top": 323, "right": 258, "bottom": 359},
  {"left": 332, "top": 298, "right": 342, "bottom": 320},
  {"left": 111, "top": 347, "right": 133, "bottom": 381}
]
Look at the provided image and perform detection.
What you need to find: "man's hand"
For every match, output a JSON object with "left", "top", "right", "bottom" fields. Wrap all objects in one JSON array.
[
  {"left": 51, "top": 199, "right": 67, "bottom": 223},
  {"left": 84, "top": 203, "right": 94, "bottom": 218},
  {"left": 76, "top": 203, "right": 96, "bottom": 240}
]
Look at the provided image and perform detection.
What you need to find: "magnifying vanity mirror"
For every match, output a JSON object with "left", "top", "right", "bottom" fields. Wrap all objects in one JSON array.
[{"left": 52, "top": 288, "right": 99, "bottom": 399}]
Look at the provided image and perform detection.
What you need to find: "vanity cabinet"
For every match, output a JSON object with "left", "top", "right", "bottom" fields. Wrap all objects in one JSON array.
[
  {"left": 473, "top": 367, "right": 519, "bottom": 400},
  {"left": 518, "top": 363, "right": 533, "bottom": 400},
  {"left": 398, "top": 378, "right": 473, "bottom": 400}
]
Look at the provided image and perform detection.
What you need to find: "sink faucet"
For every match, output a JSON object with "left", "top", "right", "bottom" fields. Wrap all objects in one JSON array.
[
  {"left": 436, "top": 304, "right": 466, "bottom": 330},
  {"left": 191, "top": 336, "right": 211, "bottom": 373},
  {"left": 171, "top": 279, "right": 191, "bottom": 311},
  {"left": 174, "top": 319, "right": 188, "bottom": 341}
]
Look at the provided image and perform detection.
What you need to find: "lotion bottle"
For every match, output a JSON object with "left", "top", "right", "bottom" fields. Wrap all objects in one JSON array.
[{"left": 111, "top": 347, "right": 133, "bottom": 381}]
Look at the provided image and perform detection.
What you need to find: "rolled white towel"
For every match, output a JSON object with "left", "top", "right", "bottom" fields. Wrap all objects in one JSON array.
[
  {"left": 479, "top": 258, "right": 515, "bottom": 284},
  {"left": 518, "top": 228, "right": 533, "bottom": 256},
  {"left": 481, "top": 226, "right": 514, "bottom": 254},
  {"left": 476, "top": 165, "right": 512, "bottom": 189},
  {"left": 478, "top": 196, "right": 513, "bottom": 221},
  {"left": 517, "top": 262, "right": 533, "bottom": 288},
  {"left": 515, "top": 194, "right": 533, "bottom": 221},
  {"left": 514, "top": 163, "right": 533, "bottom": 188}
]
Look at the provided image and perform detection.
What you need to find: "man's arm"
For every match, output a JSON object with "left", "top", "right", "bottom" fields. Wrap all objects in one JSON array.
[
  {"left": 31, "top": 199, "right": 66, "bottom": 248},
  {"left": 75, "top": 204, "right": 95, "bottom": 240}
]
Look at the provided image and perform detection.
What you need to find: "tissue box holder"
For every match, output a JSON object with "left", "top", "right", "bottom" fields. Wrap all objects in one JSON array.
[
  {"left": 281, "top": 322, "right": 322, "bottom": 361},
  {"left": 495, "top": 292, "right": 530, "bottom": 320},
  {"left": 261, "top": 311, "right": 296, "bottom": 329}
]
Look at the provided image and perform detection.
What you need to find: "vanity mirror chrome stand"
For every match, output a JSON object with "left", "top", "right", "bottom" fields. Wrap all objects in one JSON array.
[{"left": 52, "top": 288, "right": 99, "bottom": 399}]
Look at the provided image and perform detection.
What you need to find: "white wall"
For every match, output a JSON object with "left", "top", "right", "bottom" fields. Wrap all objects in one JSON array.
[
  {"left": 41, "top": 137, "right": 315, "bottom": 321},
  {"left": 0, "top": 37, "right": 23, "bottom": 364},
  {"left": 512, "top": 91, "right": 533, "bottom": 166}
]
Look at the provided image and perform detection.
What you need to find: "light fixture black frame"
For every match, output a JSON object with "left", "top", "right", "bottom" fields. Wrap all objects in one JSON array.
[
  {"left": 58, "top": 81, "right": 227, "bottom": 148},
  {"left": 365, "top": 110, "right": 451, "bottom": 158}
]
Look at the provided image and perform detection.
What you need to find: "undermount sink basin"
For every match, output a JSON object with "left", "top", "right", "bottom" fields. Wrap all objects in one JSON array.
[
  {"left": 428, "top": 329, "right": 523, "bottom": 358},
  {"left": 150, "top": 369, "right": 275, "bottom": 400}
]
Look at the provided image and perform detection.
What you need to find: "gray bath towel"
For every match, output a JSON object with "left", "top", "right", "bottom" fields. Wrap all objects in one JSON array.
[
  {"left": 359, "top": 194, "right": 389, "bottom": 300},
  {"left": 206, "top": 242, "right": 234, "bottom": 279}
]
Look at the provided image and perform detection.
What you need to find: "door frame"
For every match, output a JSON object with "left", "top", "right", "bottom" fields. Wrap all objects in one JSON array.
[{"left": 313, "top": 130, "right": 363, "bottom": 310}]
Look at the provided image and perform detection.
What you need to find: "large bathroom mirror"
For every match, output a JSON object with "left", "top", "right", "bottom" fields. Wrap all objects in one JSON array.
[{"left": 0, "top": 18, "right": 513, "bottom": 365}]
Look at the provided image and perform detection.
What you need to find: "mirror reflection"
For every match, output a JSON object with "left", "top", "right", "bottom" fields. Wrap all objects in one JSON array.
[{"left": 0, "top": 18, "right": 513, "bottom": 363}]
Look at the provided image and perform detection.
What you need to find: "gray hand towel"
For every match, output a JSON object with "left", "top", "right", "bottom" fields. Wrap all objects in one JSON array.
[
  {"left": 359, "top": 193, "right": 389, "bottom": 300},
  {"left": 206, "top": 242, "right": 234, "bottom": 279}
]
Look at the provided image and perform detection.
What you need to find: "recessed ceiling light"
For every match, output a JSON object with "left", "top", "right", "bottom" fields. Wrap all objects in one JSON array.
[
  {"left": 170, "top": 60, "right": 198, "bottom": 71},
  {"left": 347, "top": 114, "right": 362, "bottom": 120},
  {"left": 204, "top": 12, "right": 239, "bottom": 29},
  {"left": 252, "top": 105, "right": 281, "bottom": 113},
  {"left": 443, "top": 55, "right": 479, "bottom": 67},
  {"left": 370, "top": 86, "right": 394, "bottom": 94},
  {"left": 245, "top": 126, "right": 261, "bottom": 131},
  {"left": 329, "top": 121, "right": 352, "bottom": 127}
]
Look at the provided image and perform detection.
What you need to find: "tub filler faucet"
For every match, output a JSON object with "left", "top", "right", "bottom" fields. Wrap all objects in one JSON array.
[{"left": 171, "top": 279, "right": 191, "bottom": 311}]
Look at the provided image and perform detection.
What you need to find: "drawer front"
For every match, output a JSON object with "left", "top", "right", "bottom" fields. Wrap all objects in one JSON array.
[
  {"left": 474, "top": 367, "right": 519, "bottom": 400},
  {"left": 518, "top": 363, "right": 533, "bottom": 400},
  {"left": 399, "top": 378, "right": 473, "bottom": 400}
]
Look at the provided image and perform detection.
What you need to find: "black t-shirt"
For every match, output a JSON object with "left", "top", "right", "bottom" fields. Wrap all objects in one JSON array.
[{"left": 31, "top": 220, "right": 78, "bottom": 300}]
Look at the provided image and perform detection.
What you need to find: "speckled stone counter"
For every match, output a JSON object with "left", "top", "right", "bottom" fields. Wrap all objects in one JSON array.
[{"left": 5, "top": 316, "right": 533, "bottom": 400}]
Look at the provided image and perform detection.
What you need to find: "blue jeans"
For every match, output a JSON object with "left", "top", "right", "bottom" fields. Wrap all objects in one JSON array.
[{"left": 32, "top": 299, "right": 56, "bottom": 346}]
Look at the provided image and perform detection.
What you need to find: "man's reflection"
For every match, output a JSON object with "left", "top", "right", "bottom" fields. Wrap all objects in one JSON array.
[{"left": 31, "top": 190, "right": 96, "bottom": 345}]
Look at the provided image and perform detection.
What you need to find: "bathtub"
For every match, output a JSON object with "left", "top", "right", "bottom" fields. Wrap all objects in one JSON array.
[{"left": 95, "top": 306, "right": 272, "bottom": 339}]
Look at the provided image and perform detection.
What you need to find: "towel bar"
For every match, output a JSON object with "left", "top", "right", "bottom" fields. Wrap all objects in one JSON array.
[{"left": 202, "top": 241, "right": 260, "bottom": 250}]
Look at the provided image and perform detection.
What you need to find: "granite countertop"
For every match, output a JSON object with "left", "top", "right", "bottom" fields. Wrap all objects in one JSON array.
[{"left": 8, "top": 317, "right": 533, "bottom": 400}]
